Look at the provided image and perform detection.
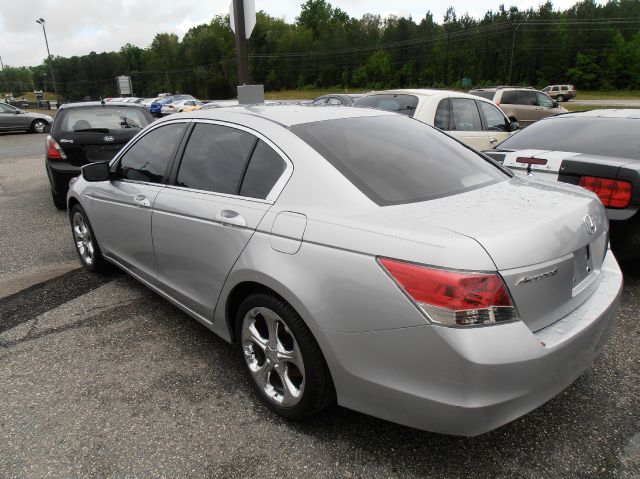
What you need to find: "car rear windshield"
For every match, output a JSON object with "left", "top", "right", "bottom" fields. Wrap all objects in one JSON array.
[
  {"left": 57, "top": 107, "right": 152, "bottom": 133},
  {"left": 291, "top": 115, "right": 507, "bottom": 206},
  {"left": 498, "top": 117, "right": 640, "bottom": 159},
  {"left": 353, "top": 94, "right": 418, "bottom": 117}
]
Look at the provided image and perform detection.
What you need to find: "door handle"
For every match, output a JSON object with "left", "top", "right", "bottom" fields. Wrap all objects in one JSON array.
[
  {"left": 215, "top": 209, "right": 246, "bottom": 228},
  {"left": 489, "top": 137, "right": 499, "bottom": 144},
  {"left": 133, "top": 194, "right": 151, "bottom": 208}
]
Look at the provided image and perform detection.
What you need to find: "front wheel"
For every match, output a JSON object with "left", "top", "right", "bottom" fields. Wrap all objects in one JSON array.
[
  {"left": 70, "top": 204, "right": 107, "bottom": 272},
  {"left": 237, "top": 292, "right": 335, "bottom": 419},
  {"left": 31, "top": 119, "right": 47, "bottom": 133}
]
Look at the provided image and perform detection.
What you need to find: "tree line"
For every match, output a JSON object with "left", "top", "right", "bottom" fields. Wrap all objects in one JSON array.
[{"left": 1, "top": 0, "right": 639, "bottom": 100}]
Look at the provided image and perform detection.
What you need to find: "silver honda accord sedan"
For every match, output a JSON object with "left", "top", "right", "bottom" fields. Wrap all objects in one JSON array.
[{"left": 66, "top": 105, "right": 622, "bottom": 436}]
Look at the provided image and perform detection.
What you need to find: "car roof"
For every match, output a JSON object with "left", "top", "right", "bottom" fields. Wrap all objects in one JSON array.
[
  {"left": 553, "top": 109, "right": 640, "bottom": 119},
  {"left": 362, "top": 88, "right": 485, "bottom": 101},
  {"left": 158, "top": 103, "right": 398, "bottom": 127},
  {"left": 59, "top": 101, "right": 148, "bottom": 110}
]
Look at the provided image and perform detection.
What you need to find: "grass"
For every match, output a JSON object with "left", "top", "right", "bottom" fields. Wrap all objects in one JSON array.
[
  {"left": 564, "top": 103, "right": 640, "bottom": 112},
  {"left": 574, "top": 90, "right": 640, "bottom": 100},
  {"left": 265, "top": 88, "right": 367, "bottom": 100}
]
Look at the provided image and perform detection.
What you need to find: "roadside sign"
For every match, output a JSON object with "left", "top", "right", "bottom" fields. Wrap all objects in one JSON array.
[
  {"left": 230, "top": 0, "right": 256, "bottom": 38},
  {"left": 116, "top": 75, "right": 132, "bottom": 96}
]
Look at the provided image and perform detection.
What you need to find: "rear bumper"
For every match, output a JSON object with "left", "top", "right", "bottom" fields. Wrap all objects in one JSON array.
[
  {"left": 316, "top": 251, "right": 622, "bottom": 436},
  {"left": 46, "top": 158, "right": 80, "bottom": 194}
]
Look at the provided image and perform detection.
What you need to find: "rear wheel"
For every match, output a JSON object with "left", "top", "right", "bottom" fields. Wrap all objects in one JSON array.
[
  {"left": 31, "top": 119, "right": 47, "bottom": 133},
  {"left": 557, "top": 94, "right": 565, "bottom": 102},
  {"left": 236, "top": 292, "right": 334, "bottom": 419},
  {"left": 70, "top": 204, "right": 107, "bottom": 272},
  {"left": 610, "top": 215, "right": 640, "bottom": 261},
  {"left": 51, "top": 189, "right": 66, "bottom": 210}
]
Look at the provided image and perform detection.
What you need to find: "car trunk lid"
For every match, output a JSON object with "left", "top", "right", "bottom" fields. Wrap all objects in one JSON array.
[
  {"left": 54, "top": 130, "right": 139, "bottom": 166},
  {"left": 365, "top": 176, "right": 608, "bottom": 332}
]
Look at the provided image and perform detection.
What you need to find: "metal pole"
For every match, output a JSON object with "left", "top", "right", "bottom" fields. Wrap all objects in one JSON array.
[
  {"left": 36, "top": 19, "right": 59, "bottom": 104},
  {"left": 508, "top": 22, "right": 520, "bottom": 85},
  {"left": 233, "top": 0, "right": 249, "bottom": 85}
]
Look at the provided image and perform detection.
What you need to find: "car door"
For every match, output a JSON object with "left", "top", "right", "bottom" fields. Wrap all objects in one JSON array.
[
  {"left": 0, "top": 102, "right": 20, "bottom": 130},
  {"left": 477, "top": 100, "right": 512, "bottom": 148},
  {"left": 516, "top": 90, "right": 539, "bottom": 126},
  {"left": 446, "top": 98, "right": 488, "bottom": 149},
  {"left": 89, "top": 121, "right": 188, "bottom": 284},
  {"left": 151, "top": 121, "right": 290, "bottom": 320}
]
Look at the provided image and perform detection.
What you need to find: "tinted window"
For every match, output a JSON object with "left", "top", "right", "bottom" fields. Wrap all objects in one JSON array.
[
  {"left": 312, "top": 98, "right": 326, "bottom": 105},
  {"left": 434, "top": 99, "right": 451, "bottom": 129},
  {"left": 537, "top": 92, "right": 554, "bottom": 108},
  {"left": 500, "top": 91, "right": 518, "bottom": 104},
  {"left": 176, "top": 123, "right": 257, "bottom": 195},
  {"left": 450, "top": 98, "right": 482, "bottom": 131},
  {"left": 327, "top": 97, "right": 342, "bottom": 105},
  {"left": 518, "top": 91, "right": 538, "bottom": 106},
  {"left": 240, "top": 140, "right": 287, "bottom": 199},
  {"left": 479, "top": 102, "right": 508, "bottom": 131},
  {"left": 59, "top": 106, "right": 151, "bottom": 133},
  {"left": 116, "top": 123, "right": 187, "bottom": 183},
  {"left": 0, "top": 103, "right": 16, "bottom": 113},
  {"left": 469, "top": 91, "right": 495, "bottom": 100},
  {"left": 291, "top": 116, "right": 506, "bottom": 206},
  {"left": 354, "top": 94, "right": 418, "bottom": 117},
  {"left": 499, "top": 117, "right": 640, "bottom": 159}
]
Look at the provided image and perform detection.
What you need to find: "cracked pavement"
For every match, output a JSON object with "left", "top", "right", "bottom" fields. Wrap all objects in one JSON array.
[{"left": 0, "top": 132, "right": 639, "bottom": 478}]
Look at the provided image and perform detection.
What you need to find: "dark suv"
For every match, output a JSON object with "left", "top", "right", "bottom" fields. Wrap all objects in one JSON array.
[{"left": 45, "top": 101, "right": 154, "bottom": 209}]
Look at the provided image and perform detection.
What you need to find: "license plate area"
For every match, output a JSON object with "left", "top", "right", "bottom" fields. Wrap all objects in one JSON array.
[{"left": 572, "top": 245, "right": 595, "bottom": 295}]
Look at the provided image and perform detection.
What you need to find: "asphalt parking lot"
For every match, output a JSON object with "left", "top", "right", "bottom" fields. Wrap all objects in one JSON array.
[{"left": 0, "top": 132, "right": 639, "bottom": 478}]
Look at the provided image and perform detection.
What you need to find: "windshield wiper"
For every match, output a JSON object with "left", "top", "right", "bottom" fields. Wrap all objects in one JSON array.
[
  {"left": 120, "top": 117, "right": 141, "bottom": 128},
  {"left": 74, "top": 128, "right": 110, "bottom": 133}
]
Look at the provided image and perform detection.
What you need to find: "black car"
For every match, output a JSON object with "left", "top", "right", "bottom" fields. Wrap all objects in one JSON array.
[
  {"left": 45, "top": 101, "right": 154, "bottom": 209},
  {"left": 483, "top": 109, "right": 640, "bottom": 259}
]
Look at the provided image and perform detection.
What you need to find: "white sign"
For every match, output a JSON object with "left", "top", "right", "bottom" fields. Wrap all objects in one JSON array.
[
  {"left": 116, "top": 75, "right": 132, "bottom": 96},
  {"left": 229, "top": 0, "right": 256, "bottom": 39}
]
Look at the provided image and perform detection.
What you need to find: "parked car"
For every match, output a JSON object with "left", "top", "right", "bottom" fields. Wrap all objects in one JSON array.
[
  {"left": 354, "top": 89, "right": 518, "bottom": 149},
  {"left": 67, "top": 105, "right": 621, "bottom": 436},
  {"left": 140, "top": 98, "right": 159, "bottom": 107},
  {"left": 149, "top": 98, "right": 172, "bottom": 117},
  {"left": 543, "top": 84, "right": 577, "bottom": 102},
  {"left": 163, "top": 99, "right": 203, "bottom": 114},
  {"left": 199, "top": 99, "right": 239, "bottom": 110},
  {"left": 158, "top": 95, "right": 197, "bottom": 116},
  {"left": 0, "top": 101, "right": 53, "bottom": 133},
  {"left": 468, "top": 86, "right": 567, "bottom": 127},
  {"left": 483, "top": 109, "right": 640, "bottom": 260},
  {"left": 45, "top": 101, "right": 154, "bottom": 209},
  {"left": 307, "top": 93, "right": 363, "bottom": 106}
]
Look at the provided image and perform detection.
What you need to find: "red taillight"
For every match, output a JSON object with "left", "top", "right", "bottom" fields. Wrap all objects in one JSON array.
[
  {"left": 46, "top": 135, "right": 67, "bottom": 160},
  {"left": 516, "top": 157, "right": 547, "bottom": 165},
  {"left": 378, "top": 258, "right": 518, "bottom": 327},
  {"left": 579, "top": 176, "right": 632, "bottom": 208}
]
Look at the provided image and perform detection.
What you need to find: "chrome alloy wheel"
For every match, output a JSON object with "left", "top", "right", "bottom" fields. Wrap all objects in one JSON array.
[
  {"left": 241, "top": 307, "right": 305, "bottom": 407},
  {"left": 72, "top": 212, "right": 95, "bottom": 266}
]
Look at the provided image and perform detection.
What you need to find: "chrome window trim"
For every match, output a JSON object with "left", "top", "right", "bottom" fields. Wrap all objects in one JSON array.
[{"left": 170, "top": 118, "right": 294, "bottom": 204}]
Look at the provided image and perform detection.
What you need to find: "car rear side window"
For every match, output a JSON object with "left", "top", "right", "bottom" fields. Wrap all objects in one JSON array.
[
  {"left": 116, "top": 123, "right": 187, "bottom": 183},
  {"left": 450, "top": 98, "right": 482, "bottom": 131},
  {"left": 354, "top": 94, "right": 418, "bottom": 117},
  {"left": 518, "top": 91, "right": 538, "bottom": 106},
  {"left": 434, "top": 99, "right": 451, "bottom": 129},
  {"left": 239, "top": 140, "right": 287, "bottom": 199},
  {"left": 500, "top": 91, "right": 518, "bottom": 104},
  {"left": 176, "top": 123, "right": 257, "bottom": 195},
  {"left": 469, "top": 91, "right": 495, "bottom": 100},
  {"left": 291, "top": 115, "right": 506, "bottom": 206}
]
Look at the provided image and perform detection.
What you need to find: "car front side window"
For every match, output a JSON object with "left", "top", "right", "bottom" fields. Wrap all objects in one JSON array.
[
  {"left": 450, "top": 98, "right": 482, "bottom": 131},
  {"left": 479, "top": 101, "right": 509, "bottom": 131},
  {"left": 115, "top": 123, "right": 187, "bottom": 183},
  {"left": 537, "top": 92, "right": 555, "bottom": 108}
]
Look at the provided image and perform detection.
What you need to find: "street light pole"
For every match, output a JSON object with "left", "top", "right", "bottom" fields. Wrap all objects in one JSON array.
[{"left": 35, "top": 18, "right": 58, "bottom": 104}]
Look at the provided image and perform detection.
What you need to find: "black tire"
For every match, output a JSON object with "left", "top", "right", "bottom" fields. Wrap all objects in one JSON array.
[
  {"left": 236, "top": 292, "right": 335, "bottom": 419},
  {"left": 31, "top": 119, "right": 48, "bottom": 133},
  {"left": 557, "top": 95, "right": 565, "bottom": 102},
  {"left": 610, "top": 215, "right": 640, "bottom": 261},
  {"left": 51, "top": 189, "right": 67, "bottom": 210},
  {"left": 70, "top": 204, "right": 108, "bottom": 273}
]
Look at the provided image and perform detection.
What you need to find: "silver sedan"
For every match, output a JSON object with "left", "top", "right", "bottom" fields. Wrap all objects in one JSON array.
[{"left": 67, "top": 105, "right": 622, "bottom": 436}]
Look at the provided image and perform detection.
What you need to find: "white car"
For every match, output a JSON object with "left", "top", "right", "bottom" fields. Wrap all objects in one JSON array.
[{"left": 354, "top": 89, "right": 519, "bottom": 150}]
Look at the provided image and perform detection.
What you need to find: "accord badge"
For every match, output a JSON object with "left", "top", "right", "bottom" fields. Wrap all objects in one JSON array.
[{"left": 515, "top": 268, "right": 558, "bottom": 286}]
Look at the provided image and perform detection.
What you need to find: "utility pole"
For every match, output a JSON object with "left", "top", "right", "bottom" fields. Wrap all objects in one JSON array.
[
  {"left": 508, "top": 22, "right": 520, "bottom": 85},
  {"left": 233, "top": 0, "right": 249, "bottom": 85},
  {"left": 36, "top": 18, "right": 59, "bottom": 103}
]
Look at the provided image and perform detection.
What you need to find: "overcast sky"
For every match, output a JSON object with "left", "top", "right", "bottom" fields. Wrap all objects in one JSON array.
[{"left": 1, "top": 0, "right": 582, "bottom": 68}]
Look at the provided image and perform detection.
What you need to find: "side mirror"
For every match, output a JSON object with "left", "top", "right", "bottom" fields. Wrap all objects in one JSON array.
[
  {"left": 14, "top": 110, "right": 21, "bottom": 115},
  {"left": 81, "top": 162, "right": 111, "bottom": 182},
  {"left": 509, "top": 120, "right": 520, "bottom": 132},
  {"left": 43, "top": 124, "right": 51, "bottom": 133},
  {"left": 552, "top": 100, "right": 559, "bottom": 108}
]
